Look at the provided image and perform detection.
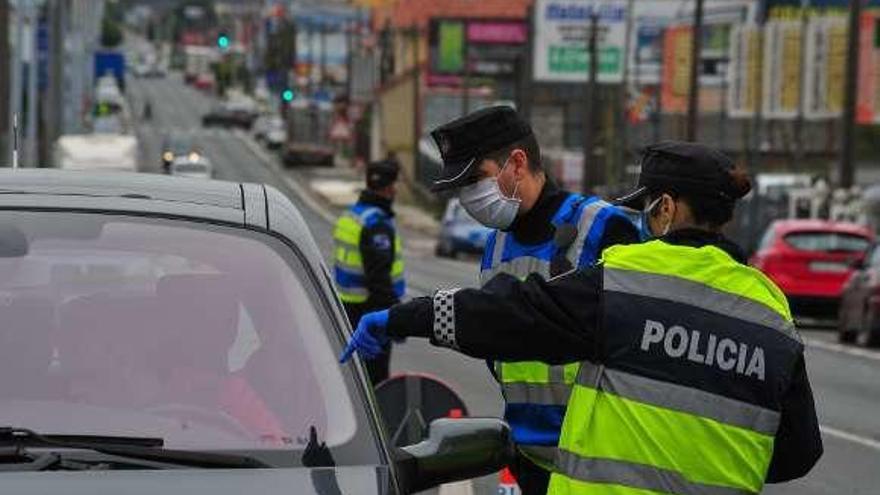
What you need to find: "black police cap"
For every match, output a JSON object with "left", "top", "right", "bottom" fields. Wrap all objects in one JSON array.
[
  {"left": 616, "top": 141, "right": 751, "bottom": 208},
  {"left": 366, "top": 159, "right": 400, "bottom": 190},
  {"left": 429, "top": 106, "right": 532, "bottom": 192}
]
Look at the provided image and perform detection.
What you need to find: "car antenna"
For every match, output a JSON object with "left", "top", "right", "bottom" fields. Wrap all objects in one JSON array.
[{"left": 11, "top": 113, "right": 19, "bottom": 170}]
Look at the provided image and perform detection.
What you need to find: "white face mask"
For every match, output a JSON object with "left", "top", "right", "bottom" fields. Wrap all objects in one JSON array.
[{"left": 458, "top": 158, "right": 521, "bottom": 230}]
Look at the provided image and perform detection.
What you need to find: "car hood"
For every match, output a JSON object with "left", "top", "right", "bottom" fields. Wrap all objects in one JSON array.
[{"left": 0, "top": 465, "right": 391, "bottom": 495}]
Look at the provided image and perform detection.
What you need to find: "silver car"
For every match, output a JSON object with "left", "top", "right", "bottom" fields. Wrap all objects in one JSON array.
[{"left": 0, "top": 170, "right": 511, "bottom": 494}]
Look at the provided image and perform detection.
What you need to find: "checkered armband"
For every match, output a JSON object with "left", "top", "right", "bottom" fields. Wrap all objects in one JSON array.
[{"left": 432, "top": 288, "right": 461, "bottom": 349}]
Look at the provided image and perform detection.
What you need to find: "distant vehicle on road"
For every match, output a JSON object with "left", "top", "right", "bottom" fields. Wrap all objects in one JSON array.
[
  {"left": 751, "top": 219, "right": 873, "bottom": 324},
  {"left": 838, "top": 244, "right": 880, "bottom": 346},
  {"left": 0, "top": 170, "right": 511, "bottom": 494},
  {"left": 161, "top": 135, "right": 198, "bottom": 172},
  {"left": 436, "top": 199, "right": 492, "bottom": 258},
  {"left": 193, "top": 72, "right": 215, "bottom": 91},
  {"left": 170, "top": 155, "right": 213, "bottom": 180},
  {"left": 252, "top": 115, "right": 286, "bottom": 150},
  {"left": 282, "top": 99, "right": 334, "bottom": 167},
  {"left": 183, "top": 45, "right": 217, "bottom": 85},
  {"left": 54, "top": 134, "right": 138, "bottom": 173},
  {"left": 202, "top": 101, "right": 258, "bottom": 130}
]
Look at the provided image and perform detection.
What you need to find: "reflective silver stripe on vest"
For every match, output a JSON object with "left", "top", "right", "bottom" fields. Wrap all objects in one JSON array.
[
  {"left": 501, "top": 382, "right": 572, "bottom": 405},
  {"left": 556, "top": 450, "right": 756, "bottom": 495},
  {"left": 520, "top": 445, "right": 558, "bottom": 465},
  {"left": 604, "top": 268, "right": 801, "bottom": 344},
  {"left": 566, "top": 199, "right": 608, "bottom": 265},
  {"left": 574, "top": 363, "right": 781, "bottom": 436}
]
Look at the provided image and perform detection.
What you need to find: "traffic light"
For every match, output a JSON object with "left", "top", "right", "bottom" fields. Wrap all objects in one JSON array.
[
  {"left": 217, "top": 33, "right": 230, "bottom": 50},
  {"left": 282, "top": 89, "right": 294, "bottom": 102}
]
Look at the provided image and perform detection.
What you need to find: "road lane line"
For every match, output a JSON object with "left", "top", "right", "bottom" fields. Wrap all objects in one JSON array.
[
  {"left": 820, "top": 424, "right": 880, "bottom": 451},
  {"left": 802, "top": 337, "right": 880, "bottom": 362}
]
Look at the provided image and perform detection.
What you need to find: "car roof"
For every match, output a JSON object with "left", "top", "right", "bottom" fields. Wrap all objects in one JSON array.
[
  {"left": 0, "top": 169, "right": 326, "bottom": 270},
  {"left": 0, "top": 169, "right": 236, "bottom": 209},
  {"left": 771, "top": 219, "right": 874, "bottom": 237}
]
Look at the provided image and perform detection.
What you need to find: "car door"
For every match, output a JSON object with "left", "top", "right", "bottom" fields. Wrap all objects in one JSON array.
[{"left": 846, "top": 245, "right": 878, "bottom": 332}]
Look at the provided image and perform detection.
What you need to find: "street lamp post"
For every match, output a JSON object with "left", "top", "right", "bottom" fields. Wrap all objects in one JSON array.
[{"left": 685, "top": 0, "right": 704, "bottom": 141}]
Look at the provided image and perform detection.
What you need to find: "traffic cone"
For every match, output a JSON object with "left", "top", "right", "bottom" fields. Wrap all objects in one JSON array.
[{"left": 497, "top": 467, "right": 520, "bottom": 495}]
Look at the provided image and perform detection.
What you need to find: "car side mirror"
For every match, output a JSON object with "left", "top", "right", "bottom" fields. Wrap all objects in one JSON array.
[
  {"left": 852, "top": 257, "right": 867, "bottom": 270},
  {"left": 394, "top": 418, "right": 514, "bottom": 494}
]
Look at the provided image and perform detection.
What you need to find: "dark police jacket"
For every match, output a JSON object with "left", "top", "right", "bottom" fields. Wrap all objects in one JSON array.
[{"left": 387, "top": 229, "right": 823, "bottom": 483}]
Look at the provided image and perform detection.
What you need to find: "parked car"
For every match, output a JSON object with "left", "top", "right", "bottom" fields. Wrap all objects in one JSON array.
[
  {"left": 751, "top": 219, "right": 873, "bottom": 324},
  {"left": 252, "top": 115, "right": 286, "bottom": 150},
  {"left": 202, "top": 102, "right": 258, "bottom": 130},
  {"left": 0, "top": 170, "right": 512, "bottom": 493},
  {"left": 161, "top": 134, "right": 198, "bottom": 172},
  {"left": 838, "top": 244, "right": 880, "bottom": 345},
  {"left": 170, "top": 155, "right": 213, "bottom": 180},
  {"left": 436, "top": 199, "right": 492, "bottom": 258}
]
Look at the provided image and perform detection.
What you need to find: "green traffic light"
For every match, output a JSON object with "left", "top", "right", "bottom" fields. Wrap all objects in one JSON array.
[
  {"left": 218, "top": 35, "right": 230, "bottom": 49},
  {"left": 282, "top": 89, "right": 294, "bottom": 102}
]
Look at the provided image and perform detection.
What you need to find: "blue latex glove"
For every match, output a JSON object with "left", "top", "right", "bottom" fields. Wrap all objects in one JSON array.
[{"left": 339, "top": 310, "right": 390, "bottom": 363}]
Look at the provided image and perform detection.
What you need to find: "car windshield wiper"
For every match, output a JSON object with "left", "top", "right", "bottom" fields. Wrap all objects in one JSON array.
[{"left": 0, "top": 427, "right": 269, "bottom": 470}]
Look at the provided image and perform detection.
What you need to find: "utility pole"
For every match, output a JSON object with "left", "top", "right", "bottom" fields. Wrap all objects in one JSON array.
[
  {"left": 582, "top": 9, "right": 599, "bottom": 194},
  {"left": 794, "top": 0, "right": 810, "bottom": 167},
  {"left": 411, "top": 25, "right": 421, "bottom": 180},
  {"left": 839, "top": 0, "right": 862, "bottom": 189},
  {"left": 0, "top": 0, "right": 9, "bottom": 164},
  {"left": 11, "top": 0, "right": 24, "bottom": 162},
  {"left": 686, "top": 0, "right": 704, "bottom": 141},
  {"left": 26, "top": 1, "right": 38, "bottom": 167}
]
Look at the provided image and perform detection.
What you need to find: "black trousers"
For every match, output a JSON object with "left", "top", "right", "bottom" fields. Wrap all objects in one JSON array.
[{"left": 509, "top": 451, "right": 551, "bottom": 495}]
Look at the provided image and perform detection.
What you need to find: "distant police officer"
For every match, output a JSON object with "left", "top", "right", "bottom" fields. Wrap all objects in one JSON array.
[
  {"left": 343, "top": 141, "right": 823, "bottom": 494},
  {"left": 430, "top": 106, "right": 638, "bottom": 493},
  {"left": 333, "top": 158, "right": 404, "bottom": 385}
]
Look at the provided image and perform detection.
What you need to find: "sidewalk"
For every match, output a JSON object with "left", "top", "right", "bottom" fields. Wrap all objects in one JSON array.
[{"left": 293, "top": 164, "right": 441, "bottom": 237}]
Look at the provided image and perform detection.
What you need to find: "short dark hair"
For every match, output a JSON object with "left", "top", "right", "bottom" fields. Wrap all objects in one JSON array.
[
  {"left": 482, "top": 133, "right": 542, "bottom": 173},
  {"left": 649, "top": 189, "right": 736, "bottom": 230}
]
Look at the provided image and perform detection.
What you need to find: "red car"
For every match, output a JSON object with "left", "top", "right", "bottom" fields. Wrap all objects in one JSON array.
[{"left": 750, "top": 220, "right": 873, "bottom": 324}]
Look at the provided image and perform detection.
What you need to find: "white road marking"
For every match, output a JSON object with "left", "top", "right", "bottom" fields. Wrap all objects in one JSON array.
[
  {"left": 820, "top": 424, "right": 880, "bottom": 452},
  {"left": 803, "top": 337, "right": 880, "bottom": 362},
  {"left": 438, "top": 480, "right": 475, "bottom": 495}
]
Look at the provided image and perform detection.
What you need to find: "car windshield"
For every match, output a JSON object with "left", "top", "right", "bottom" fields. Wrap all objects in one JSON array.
[
  {"left": 0, "top": 211, "right": 377, "bottom": 466},
  {"left": 165, "top": 137, "right": 193, "bottom": 154},
  {"left": 784, "top": 231, "right": 871, "bottom": 253}
]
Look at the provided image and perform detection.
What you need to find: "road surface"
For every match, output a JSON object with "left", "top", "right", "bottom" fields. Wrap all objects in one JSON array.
[{"left": 130, "top": 73, "right": 880, "bottom": 494}]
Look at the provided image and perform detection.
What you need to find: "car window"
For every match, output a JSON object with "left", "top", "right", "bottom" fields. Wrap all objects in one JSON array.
[
  {"left": 0, "top": 212, "right": 378, "bottom": 466},
  {"left": 870, "top": 246, "right": 880, "bottom": 267},
  {"left": 784, "top": 231, "right": 871, "bottom": 253}
]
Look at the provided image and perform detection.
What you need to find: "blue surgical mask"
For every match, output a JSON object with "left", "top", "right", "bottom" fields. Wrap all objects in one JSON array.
[{"left": 638, "top": 197, "right": 663, "bottom": 241}]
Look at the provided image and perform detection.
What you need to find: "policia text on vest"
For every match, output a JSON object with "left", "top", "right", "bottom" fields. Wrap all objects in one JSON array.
[{"left": 641, "top": 319, "right": 766, "bottom": 381}]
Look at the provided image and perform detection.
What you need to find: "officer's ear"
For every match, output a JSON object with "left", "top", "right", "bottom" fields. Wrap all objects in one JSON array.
[{"left": 509, "top": 149, "right": 529, "bottom": 179}]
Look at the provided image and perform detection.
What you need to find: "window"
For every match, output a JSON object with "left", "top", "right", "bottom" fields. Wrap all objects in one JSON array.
[
  {"left": 784, "top": 231, "right": 871, "bottom": 253},
  {"left": 0, "top": 212, "right": 376, "bottom": 465}
]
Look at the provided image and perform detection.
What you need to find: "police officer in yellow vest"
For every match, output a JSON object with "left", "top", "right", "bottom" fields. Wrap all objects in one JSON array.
[
  {"left": 333, "top": 158, "right": 405, "bottom": 385},
  {"left": 342, "top": 141, "right": 823, "bottom": 494},
  {"left": 428, "top": 106, "right": 638, "bottom": 494}
]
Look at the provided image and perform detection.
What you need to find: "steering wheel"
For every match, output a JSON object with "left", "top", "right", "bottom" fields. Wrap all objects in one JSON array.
[{"left": 145, "top": 403, "right": 252, "bottom": 439}]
